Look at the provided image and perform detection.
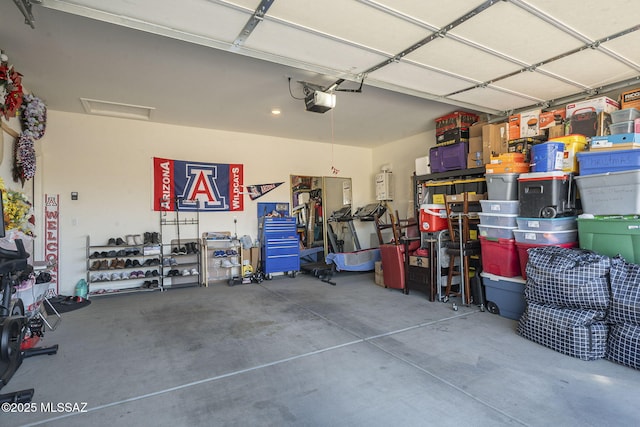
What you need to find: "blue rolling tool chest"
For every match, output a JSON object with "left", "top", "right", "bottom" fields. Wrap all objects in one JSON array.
[{"left": 261, "top": 217, "right": 300, "bottom": 275}]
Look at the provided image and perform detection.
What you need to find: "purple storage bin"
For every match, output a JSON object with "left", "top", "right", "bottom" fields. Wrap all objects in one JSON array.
[{"left": 429, "top": 142, "right": 468, "bottom": 173}]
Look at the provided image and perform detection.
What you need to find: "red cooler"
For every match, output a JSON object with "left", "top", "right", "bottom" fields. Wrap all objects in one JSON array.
[{"left": 419, "top": 204, "right": 448, "bottom": 232}]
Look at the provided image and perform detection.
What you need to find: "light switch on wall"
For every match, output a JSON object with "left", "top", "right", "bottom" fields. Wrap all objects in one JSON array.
[{"left": 71, "top": 192, "right": 78, "bottom": 200}]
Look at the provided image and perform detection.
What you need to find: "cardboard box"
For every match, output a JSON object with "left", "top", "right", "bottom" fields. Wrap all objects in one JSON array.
[
  {"left": 469, "top": 136, "right": 483, "bottom": 153},
  {"left": 620, "top": 87, "right": 640, "bottom": 110},
  {"left": 566, "top": 110, "right": 612, "bottom": 137},
  {"left": 482, "top": 123, "right": 509, "bottom": 164},
  {"left": 546, "top": 124, "right": 565, "bottom": 139},
  {"left": 467, "top": 152, "right": 483, "bottom": 169},
  {"left": 409, "top": 256, "right": 429, "bottom": 268},
  {"left": 374, "top": 261, "right": 385, "bottom": 287},
  {"left": 249, "top": 247, "right": 260, "bottom": 271},
  {"left": 510, "top": 109, "right": 542, "bottom": 140},
  {"left": 566, "top": 96, "right": 619, "bottom": 120},
  {"left": 469, "top": 121, "right": 487, "bottom": 138},
  {"left": 539, "top": 109, "right": 565, "bottom": 130},
  {"left": 520, "top": 109, "right": 542, "bottom": 138}
]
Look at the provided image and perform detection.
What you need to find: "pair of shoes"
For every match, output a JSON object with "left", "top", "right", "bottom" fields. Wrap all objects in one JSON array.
[
  {"left": 144, "top": 232, "right": 160, "bottom": 245},
  {"left": 166, "top": 269, "right": 180, "bottom": 277},
  {"left": 129, "top": 270, "right": 145, "bottom": 279},
  {"left": 125, "top": 234, "right": 144, "bottom": 245},
  {"left": 108, "top": 237, "right": 126, "bottom": 246},
  {"left": 111, "top": 272, "right": 122, "bottom": 280},
  {"left": 189, "top": 268, "right": 198, "bottom": 275},
  {"left": 182, "top": 269, "right": 191, "bottom": 276},
  {"left": 172, "top": 246, "right": 187, "bottom": 255},
  {"left": 213, "top": 250, "right": 226, "bottom": 257},
  {"left": 226, "top": 249, "right": 238, "bottom": 256},
  {"left": 142, "top": 279, "right": 159, "bottom": 289},
  {"left": 185, "top": 242, "right": 199, "bottom": 254},
  {"left": 221, "top": 259, "right": 233, "bottom": 268},
  {"left": 90, "top": 260, "right": 102, "bottom": 270}
]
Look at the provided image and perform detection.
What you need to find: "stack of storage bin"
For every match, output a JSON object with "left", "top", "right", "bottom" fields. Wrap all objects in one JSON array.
[
  {"left": 514, "top": 140, "right": 580, "bottom": 278},
  {"left": 575, "top": 107, "right": 640, "bottom": 265},
  {"left": 430, "top": 111, "right": 479, "bottom": 172},
  {"left": 478, "top": 168, "right": 527, "bottom": 320}
]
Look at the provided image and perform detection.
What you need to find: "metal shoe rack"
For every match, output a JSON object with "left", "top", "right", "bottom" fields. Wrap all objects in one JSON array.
[{"left": 159, "top": 198, "right": 202, "bottom": 289}]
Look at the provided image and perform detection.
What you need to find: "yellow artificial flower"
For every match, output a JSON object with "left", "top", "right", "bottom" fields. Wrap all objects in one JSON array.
[{"left": 0, "top": 177, "right": 35, "bottom": 236}]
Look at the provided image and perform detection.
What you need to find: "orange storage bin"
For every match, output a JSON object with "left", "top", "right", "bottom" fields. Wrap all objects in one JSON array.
[
  {"left": 485, "top": 162, "right": 530, "bottom": 174},
  {"left": 490, "top": 152, "right": 526, "bottom": 164}
]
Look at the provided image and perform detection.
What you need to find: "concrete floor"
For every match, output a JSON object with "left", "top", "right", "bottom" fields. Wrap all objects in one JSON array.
[{"left": 3, "top": 271, "right": 639, "bottom": 427}]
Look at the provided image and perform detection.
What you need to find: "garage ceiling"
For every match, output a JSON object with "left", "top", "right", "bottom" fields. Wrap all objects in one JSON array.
[{"left": 2, "top": 0, "right": 639, "bottom": 147}]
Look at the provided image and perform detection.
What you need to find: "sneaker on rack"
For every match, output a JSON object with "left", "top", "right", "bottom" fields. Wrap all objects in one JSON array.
[
  {"left": 190, "top": 268, "right": 199, "bottom": 275},
  {"left": 111, "top": 272, "right": 121, "bottom": 281},
  {"left": 163, "top": 257, "right": 171, "bottom": 267},
  {"left": 182, "top": 269, "right": 191, "bottom": 276},
  {"left": 221, "top": 259, "right": 233, "bottom": 268},
  {"left": 170, "top": 257, "right": 178, "bottom": 266},
  {"left": 90, "top": 273, "right": 101, "bottom": 282}
]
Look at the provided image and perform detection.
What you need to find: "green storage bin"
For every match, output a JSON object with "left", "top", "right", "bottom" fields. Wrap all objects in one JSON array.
[{"left": 577, "top": 216, "right": 640, "bottom": 263}]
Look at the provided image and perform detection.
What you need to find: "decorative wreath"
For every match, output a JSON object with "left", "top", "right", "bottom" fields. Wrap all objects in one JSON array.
[
  {"left": 13, "top": 94, "right": 46, "bottom": 184},
  {"left": 0, "top": 51, "right": 24, "bottom": 120}
]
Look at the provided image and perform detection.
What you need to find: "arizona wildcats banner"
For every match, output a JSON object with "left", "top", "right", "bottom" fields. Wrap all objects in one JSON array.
[{"left": 153, "top": 157, "right": 243, "bottom": 211}]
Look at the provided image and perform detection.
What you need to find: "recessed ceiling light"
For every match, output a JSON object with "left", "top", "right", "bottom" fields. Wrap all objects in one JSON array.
[{"left": 271, "top": 108, "right": 281, "bottom": 115}]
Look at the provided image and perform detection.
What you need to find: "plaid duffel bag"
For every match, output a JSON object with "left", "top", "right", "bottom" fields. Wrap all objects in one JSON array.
[
  {"left": 607, "top": 323, "right": 640, "bottom": 370},
  {"left": 608, "top": 257, "right": 640, "bottom": 325},
  {"left": 517, "top": 301, "right": 608, "bottom": 361},
  {"left": 525, "top": 246, "right": 611, "bottom": 311}
]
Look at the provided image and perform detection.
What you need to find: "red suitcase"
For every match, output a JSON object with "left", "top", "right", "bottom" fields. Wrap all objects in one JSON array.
[{"left": 379, "top": 244, "right": 407, "bottom": 293}]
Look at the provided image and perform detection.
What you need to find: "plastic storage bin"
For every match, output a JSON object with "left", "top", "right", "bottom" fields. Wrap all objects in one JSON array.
[
  {"left": 478, "top": 224, "right": 517, "bottom": 239},
  {"left": 548, "top": 134, "right": 587, "bottom": 173},
  {"left": 480, "top": 199, "right": 519, "bottom": 214},
  {"left": 515, "top": 241, "right": 579, "bottom": 279},
  {"left": 577, "top": 216, "right": 640, "bottom": 264},
  {"left": 478, "top": 212, "right": 518, "bottom": 227},
  {"left": 513, "top": 229, "right": 578, "bottom": 245},
  {"left": 481, "top": 272, "right": 526, "bottom": 320},
  {"left": 480, "top": 237, "right": 521, "bottom": 277},
  {"left": 515, "top": 216, "right": 577, "bottom": 231},
  {"left": 574, "top": 170, "right": 640, "bottom": 215},
  {"left": 422, "top": 180, "right": 455, "bottom": 204},
  {"left": 610, "top": 108, "right": 640, "bottom": 123},
  {"left": 430, "top": 142, "right": 468, "bottom": 173},
  {"left": 486, "top": 173, "right": 519, "bottom": 200},
  {"left": 576, "top": 149, "right": 640, "bottom": 176},
  {"left": 531, "top": 141, "right": 564, "bottom": 172},
  {"left": 610, "top": 120, "right": 638, "bottom": 135},
  {"left": 518, "top": 171, "right": 576, "bottom": 218},
  {"left": 485, "top": 162, "right": 530, "bottom": 174},
  {"left": 419, "top": 204, "right": 448, "bottom": 232}
]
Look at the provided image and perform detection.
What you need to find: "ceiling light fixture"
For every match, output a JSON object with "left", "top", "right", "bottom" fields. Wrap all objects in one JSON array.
[
  {"left": 271, "top": 108, "right": 281, "bottom": 115},
  {"left": 80, "top": 98, "right": 155, "bottom": 121}
]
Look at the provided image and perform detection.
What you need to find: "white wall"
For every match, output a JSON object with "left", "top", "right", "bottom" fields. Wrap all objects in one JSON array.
[
  {"left": 2, "top": 110, "right": 433, "bottom": 295},
  {"left": 371, "top": 130, "right": 435, "bottom": 220},
  {"left": 28, "top": 111, "right": 374, "bottom": 294}
]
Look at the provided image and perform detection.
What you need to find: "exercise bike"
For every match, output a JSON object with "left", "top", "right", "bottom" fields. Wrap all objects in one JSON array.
[{"left": 0, "top": 239, "right": 58, "bottom": 404}]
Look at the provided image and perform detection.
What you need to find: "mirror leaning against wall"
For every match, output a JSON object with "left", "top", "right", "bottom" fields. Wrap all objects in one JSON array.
[{"left": 290, "top": 175, "right": 356, "bottom": 259}]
